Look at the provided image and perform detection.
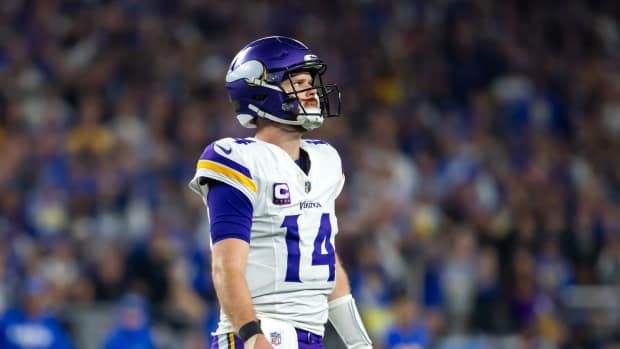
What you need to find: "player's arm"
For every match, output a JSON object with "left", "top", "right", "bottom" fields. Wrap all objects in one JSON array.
[
  {"left": 211, "top": 239, "right": 255, "bottom": 329},
  {"left": 212, "top": 240, "right": 271, "bottom": 349},
  {"left": 327, "top": 160, "right": 372, "bottom": 348},
  {"left": 329, "top": 254, "right": 352, "bottom": 300},
  {"left": 206, "top": 181, "right": 272, "bottom": 349},
  {"left": 328, "top": 255, "right": 373, "bottom": 349}
]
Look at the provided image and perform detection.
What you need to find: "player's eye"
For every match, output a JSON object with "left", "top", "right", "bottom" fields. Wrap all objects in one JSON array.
[{"left": 294, "top": 79, "right": 312, "bottom": 88}]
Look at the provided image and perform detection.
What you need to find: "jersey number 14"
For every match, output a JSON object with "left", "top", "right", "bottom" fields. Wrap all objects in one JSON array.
[{"left": 281, "top": 214, "right": 336, "bottom": 282}]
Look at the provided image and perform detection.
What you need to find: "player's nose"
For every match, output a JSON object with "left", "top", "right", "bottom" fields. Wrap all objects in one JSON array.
[{"left": 303, "top": 84, "right": 317, "bottom": 98}]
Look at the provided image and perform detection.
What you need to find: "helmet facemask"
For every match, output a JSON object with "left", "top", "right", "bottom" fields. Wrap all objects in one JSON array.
[{"left": 279, "top": 64, "right": 341, "bottom": 130}]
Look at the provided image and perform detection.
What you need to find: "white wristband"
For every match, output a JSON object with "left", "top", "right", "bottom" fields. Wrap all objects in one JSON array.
[{"left": 328, "top": 295, "right": 372, "bottom": 349}]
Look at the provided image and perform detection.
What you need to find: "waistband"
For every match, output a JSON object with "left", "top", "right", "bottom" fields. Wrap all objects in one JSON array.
[{"left": 295, "top": 328, "right": 322, "bottom": 344}]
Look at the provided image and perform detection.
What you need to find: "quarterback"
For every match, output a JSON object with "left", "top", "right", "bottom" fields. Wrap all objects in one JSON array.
[{"left": 189, "top": 36, "right": 372, "bottom": 349}]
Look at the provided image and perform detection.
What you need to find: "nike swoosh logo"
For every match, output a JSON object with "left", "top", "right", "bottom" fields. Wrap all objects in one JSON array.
[{"left": 216, "top": 144, "right": 232, "bottom": 154}]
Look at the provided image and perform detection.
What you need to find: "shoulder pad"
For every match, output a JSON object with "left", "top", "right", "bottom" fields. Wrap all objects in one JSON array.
[
  {"left": 302, "top": 139, "right": 339, "bottom": 158},
  {"left": 190, "top": 138, "right": 257, "bottom": 203}
]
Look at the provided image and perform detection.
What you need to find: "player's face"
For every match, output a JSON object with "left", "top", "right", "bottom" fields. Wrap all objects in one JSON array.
[{"left": 281, "top": 72, "right": 319, "bottom": 110}]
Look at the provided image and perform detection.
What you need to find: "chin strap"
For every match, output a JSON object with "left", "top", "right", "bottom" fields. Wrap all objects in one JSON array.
[
  {"left": 328, "top": 295, "right": 373, "bottom": 349},
  {"left": 297, "top": 108, "right": 324, "bottom": 130},
  {"left": 247, "top": 104, "right": 324, "bottom": 130}
]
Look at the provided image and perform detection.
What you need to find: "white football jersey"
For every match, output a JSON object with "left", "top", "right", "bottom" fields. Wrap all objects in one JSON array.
[{"left": 189, "top": 137, "right": 345, "bottom": 336}]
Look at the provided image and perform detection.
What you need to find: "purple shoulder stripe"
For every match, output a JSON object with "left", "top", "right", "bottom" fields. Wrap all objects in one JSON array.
[{"left": 200, "top": 143, "right": 253, "bottom": 179}]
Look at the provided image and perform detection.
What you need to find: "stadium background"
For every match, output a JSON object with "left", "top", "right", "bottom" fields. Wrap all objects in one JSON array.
[{"left": 1, "top": 0, "right": 620, "bottom": 348}]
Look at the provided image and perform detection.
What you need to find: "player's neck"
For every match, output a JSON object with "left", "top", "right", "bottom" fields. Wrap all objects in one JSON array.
[{"left": 255, "top": 126, "right": 302, "bottom": 160}]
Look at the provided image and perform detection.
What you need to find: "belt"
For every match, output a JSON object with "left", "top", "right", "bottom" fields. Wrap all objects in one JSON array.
[{"left": 295, "top": 328, "right": 322, "bottom": 344}]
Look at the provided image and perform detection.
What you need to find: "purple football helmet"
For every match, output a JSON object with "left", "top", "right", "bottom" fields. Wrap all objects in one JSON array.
[{"left": 225, "top": 36, "right": 341, "bottom": 130}]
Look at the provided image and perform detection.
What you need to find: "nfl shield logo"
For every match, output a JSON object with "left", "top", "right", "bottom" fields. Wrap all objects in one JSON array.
[
  {"left": 270, "top": 332, "right": 282, "bottom": 345},
  {"left": 304, "top": 181, "right": 311, "bottom": 193}
]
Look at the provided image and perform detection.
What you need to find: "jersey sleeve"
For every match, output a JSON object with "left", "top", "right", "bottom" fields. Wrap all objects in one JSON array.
[
  {"left": 188, "top": 138, "right": 257, "bottom": 204},
  {"left": 207, "top": 181, "right": 253, "bottom": 243}
]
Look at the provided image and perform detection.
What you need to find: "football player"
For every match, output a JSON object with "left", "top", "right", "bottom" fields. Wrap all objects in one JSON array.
[{"left": 189, "top": 36, "right": 372, "bottom": 349}]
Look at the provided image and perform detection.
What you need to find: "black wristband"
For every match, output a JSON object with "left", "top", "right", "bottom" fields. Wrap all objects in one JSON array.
[{"left": 238, "top": 320, "right": 262, "bottom": 341}]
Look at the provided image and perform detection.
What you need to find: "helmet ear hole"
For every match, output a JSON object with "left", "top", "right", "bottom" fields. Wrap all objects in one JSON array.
[{"left": 252, "top": 95, "right": 267, "bottom": 101}]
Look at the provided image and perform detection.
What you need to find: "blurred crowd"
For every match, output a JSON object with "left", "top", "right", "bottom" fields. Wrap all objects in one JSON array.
[{"left": 1, "top": 0, "right": 620, "bottom": 348}]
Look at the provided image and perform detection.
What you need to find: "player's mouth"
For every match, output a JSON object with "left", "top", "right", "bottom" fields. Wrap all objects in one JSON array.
[{"left": 303, "top": 101, "right": 318, "bottom": 108}]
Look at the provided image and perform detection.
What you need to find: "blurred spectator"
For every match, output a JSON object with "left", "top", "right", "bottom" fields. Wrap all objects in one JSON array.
[
  {"left": 124, "top": 226, "right": 174, "bottom": 309},
  {"left": 0, "top": 276, "right": 73, "bottom": 349},
  {"left": 88, "top": 242, "right": 126, "bottom": 302},
  {"left": 350, "top": 239, "right": 396, "bottom": 339},
  {"left": 597, "top": 233, "right": 620, "bottom": 284},
  {"left": 102, "top": 294, "right": 155, "bottom": 349},
  {"left": 160, "top": 255, "right": 205, "bottom": 334},
  {"left": 535, "top": 237, "right": 573, "bottom": 296},
  {"left": 440, "top": 227, "right": 478, "bottom": 333},
  {"left": 471, "top": 246, "right": 514, "bottom": 335},
  {"left": 66, "top": 95, "right": 113, "bottom": 157},
  {"left": 384, "top": 293, "right": 431, "bottom": 349},
  {"left": 511, "top": 247, "right": 539, "bottom": 333}
]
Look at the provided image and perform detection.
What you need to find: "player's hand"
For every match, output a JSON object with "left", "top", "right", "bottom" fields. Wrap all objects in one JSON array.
[{"left": 244, "top": 334, "right": 273, "bottom": 349}]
